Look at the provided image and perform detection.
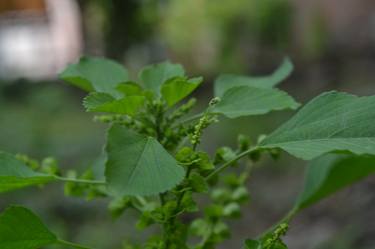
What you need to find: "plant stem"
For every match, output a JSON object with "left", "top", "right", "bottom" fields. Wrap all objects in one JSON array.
[
  {"left": 205, "top": 146, "right": 259, "bottom": 180},
  {"left": 159, "top": 193, "right": 166, "bottom": 205},
  {"left": 174, "top": 112, "right": 205, "bottom": 127},
  {"left": 57, "top": 239, "right": 92, "bottom": 249},
  {"left": 55, "top": 176, "right": 106, "bottom": 185},
  {"left": 257, "top": 207, "right": 299, "bottom": 239}
]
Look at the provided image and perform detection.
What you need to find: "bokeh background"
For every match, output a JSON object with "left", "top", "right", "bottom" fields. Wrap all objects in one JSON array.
[{"left": 1, "top": 0, "right": 375, "bottom": 248}]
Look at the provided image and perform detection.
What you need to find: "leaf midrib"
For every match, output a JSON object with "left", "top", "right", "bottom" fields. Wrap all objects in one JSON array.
[
  {"left": 262, "top": 136, "right": 375, "bottom": 147},
  {"left": 126, "top": 138, "right": 150, "bottom": 189}
]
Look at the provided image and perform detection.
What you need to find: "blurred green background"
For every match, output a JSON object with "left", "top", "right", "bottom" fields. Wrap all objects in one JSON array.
[{"left": 0, "top": 0, "right": 375, "bottom": 248}]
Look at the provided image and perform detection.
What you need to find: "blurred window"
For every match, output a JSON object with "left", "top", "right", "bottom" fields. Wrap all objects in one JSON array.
[{"left": 0, "top": 0, "right": 82, "bottom": 81}]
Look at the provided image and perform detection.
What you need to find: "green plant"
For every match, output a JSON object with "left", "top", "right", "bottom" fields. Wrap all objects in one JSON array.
[{"left": 1, "top": 57, "right": 375, "bottom": 249}]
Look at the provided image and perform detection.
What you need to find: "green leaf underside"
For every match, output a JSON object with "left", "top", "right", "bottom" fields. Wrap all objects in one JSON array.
[
  {"left": 83, "top": 92, "right": 145, "bottom": 115},
  {"left": 161, "top": 77, "right": 202, "bottom": 106},
  {"left": 260, "top": 91, "right": 375, "bottom": 160},
  {"left": 0, "top": 206, "right": 57, "bottom": 249},
  {"left": 105, "top": 125, "right": 185, "bottom": 196},
  {"left": 139, "top": 61, "right": 185, "bottom": 95},
  {"left": 210, "top": 86, "right": 300, "bottom": 118},
  {"left": 59, "top": 57, "right": 128, "bottom": 97},
  {"left": 296, "top": 154, "right": 375, "bottom": 210},
  {"left": 0, "top": 152, "right": 54, "bottom": 193},
  {"left": 214, "top": 57, "right": 293, "bottom": 97}
]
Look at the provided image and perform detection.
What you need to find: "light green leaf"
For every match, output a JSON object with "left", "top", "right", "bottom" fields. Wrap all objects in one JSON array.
[
  {"left": 0, "top": 206, "right": 57, "bottom": 249},
  {"left": 83, "top": 92, "right": 145, "bottom": 115},
  {"left": 0, "top": 152, "right": 55, "bottom": 193},
  {"left": 161, "top": 77, "right": 202, "bottom": 106},
  {"left": 260, "top": 91, "right": 375, "bottom": 160},
  {"left": 105, "top": 125, "right": 185, "bottom": 196},
  {"left": 59, "top": 57, "right": 128, "bottom": 97},
  {"left": 139, "top": 61, "right": 185, "bottom": 95},
  {"left": 210, "top": 86, "right": 300, "bottom": 118},
  {"left": 296, "top": 154, "right": 375, "bottom": 210},
  {"left": 215, "top": 57, "right": 293, "bottom": 97}
]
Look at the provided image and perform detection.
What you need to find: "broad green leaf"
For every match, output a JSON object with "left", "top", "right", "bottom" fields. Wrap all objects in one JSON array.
[
  {"left": 296, "top": 154, "right": 375, "bottom": 210},
  {"left": 161, "top": 77, "right": 202, "bottom": 106},
  {"left": 59, "top": 57, "right": 128, "bottom": 97},
  {"left": 260, "top": 91, "right": 375, "bottom": 160},
  {"left": 0, "top": 206, "right": 57, "bottom": 249},
  {"left": 105, "top": 124, "right": 185, "bottom": 196},
  {"left": 116, "top": 82, "right": 143, "bottom": 96},
  {"left": 0, "top": 152, "right": 55, "bottom": 193},
  {"left": 139, "top": 61, "right": 184, "bottom": 95},
  {"left": 215, "top": 57, "right": 293, "bottom": 97},
  {"left": 83, "top": 92, "right": 145, "bottom": 115},
  {"left": 210, "top": 86, "right": 300, "bottom": 118}
]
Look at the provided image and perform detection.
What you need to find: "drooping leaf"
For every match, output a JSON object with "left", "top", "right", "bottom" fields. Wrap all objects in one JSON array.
[
  {"left": 0, "top": 152, "right": 55, "bottom": 193},
  {"left": 83, "top": 92, "right": 145, "bottom": 115},
  {"left": 0, "top": 206, "right": 57, "bottom": 249},
  {"left": 295, "top": 154, "right": 375, "bottom": 210},
  {"left": 59, "top": 57, "right": 128, "bottom": 97},
  {"left": 139, "top": 61, "right": 185, "bottom": 96},
  {"left": 215, "top": 57, "right": 293, "bottom": 97},
  {"left": 210, "top": 86, "right": 299, "bottom": 118},
  {"left": 105, "top": 125, "right": 185, "bottom": 196},
  {"left": 161, "top": 77, "right": 202, "bottom": 106},
  {"left": 260, "top": 91, "right": 375, "bottom": 160}
]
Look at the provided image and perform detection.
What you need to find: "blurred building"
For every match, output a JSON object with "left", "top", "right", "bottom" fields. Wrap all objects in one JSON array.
[{"left": 0, "top": 0, "right": 82, "bottom": 81}]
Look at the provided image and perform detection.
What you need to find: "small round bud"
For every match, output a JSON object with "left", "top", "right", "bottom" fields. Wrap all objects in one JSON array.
[{"left": 209, "top": 97, "right": 221, "bottom": 106}]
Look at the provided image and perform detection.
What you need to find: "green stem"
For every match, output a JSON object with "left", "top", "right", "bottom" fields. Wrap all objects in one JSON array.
[
  {"left": 174, "top": 112, "right": 205, "bottom": 127},
  {"left": 159, "top": 193, "right": 166, "bottom": 205},
  {"left": 205, "top": 146, "right": 259, "bottom": 180},
  {"left": 55, "top": 176, "right": 106, "bottom": 185},
  {"left": 57, "top": 239, "right": 92, "bottom": 249},
  {"left": 257, "top": 207, "right": 299, "bottom": 239},
  {"left": 135, "top": 196, "right": 148, "bottom": 206}
]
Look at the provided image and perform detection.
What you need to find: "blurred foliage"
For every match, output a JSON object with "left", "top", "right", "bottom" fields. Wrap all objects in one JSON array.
[{"left": 161, "top": 0, "right": 293, "bottom": 73}]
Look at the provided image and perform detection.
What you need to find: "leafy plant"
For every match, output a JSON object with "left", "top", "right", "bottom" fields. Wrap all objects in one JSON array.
[{"left": 1, "top": 56, "right": 375, "bottom": 249}]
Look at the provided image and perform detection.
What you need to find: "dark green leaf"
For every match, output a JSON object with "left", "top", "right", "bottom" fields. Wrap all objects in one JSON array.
[
  {"left": 189, "top": 172, "right": 208, "bottom": 193},
  {"left": 105, "top": 125, "right": 185, "bottom": 196},
  {"left": 181, "top": 191, "right": 198, "bottom": 212},
  {"left": 161, "top": 77, "right": 202, "bottom": 106},
  {"left": 0, "top": 152, "right": 55, "bottom": 193},
  {"left": 215, "top": 57, "right": 293, "bottom": 97},
  {"left": 83, "top": 92, "right": 145, "bottom": 115},
  {"left": 245, "top": 239, "right": 261, "bottom": 249},
  {"left": 139, "top": 61, "right": 184, "bottom": 95},
  {"left": 296, "top": 154, "right": 375, "bottom": 210},
  {"left": 260, "top": 91, "right": 375, "bottom": 160},
  {"left": 210, "top": 86, "right": 299, "bottom": 118},
  {"left": 0, "top": 206, "right": 57, "bottom": 249},
  {"left": 59, "top": 57, "right": 128, "bottom": 97}
]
